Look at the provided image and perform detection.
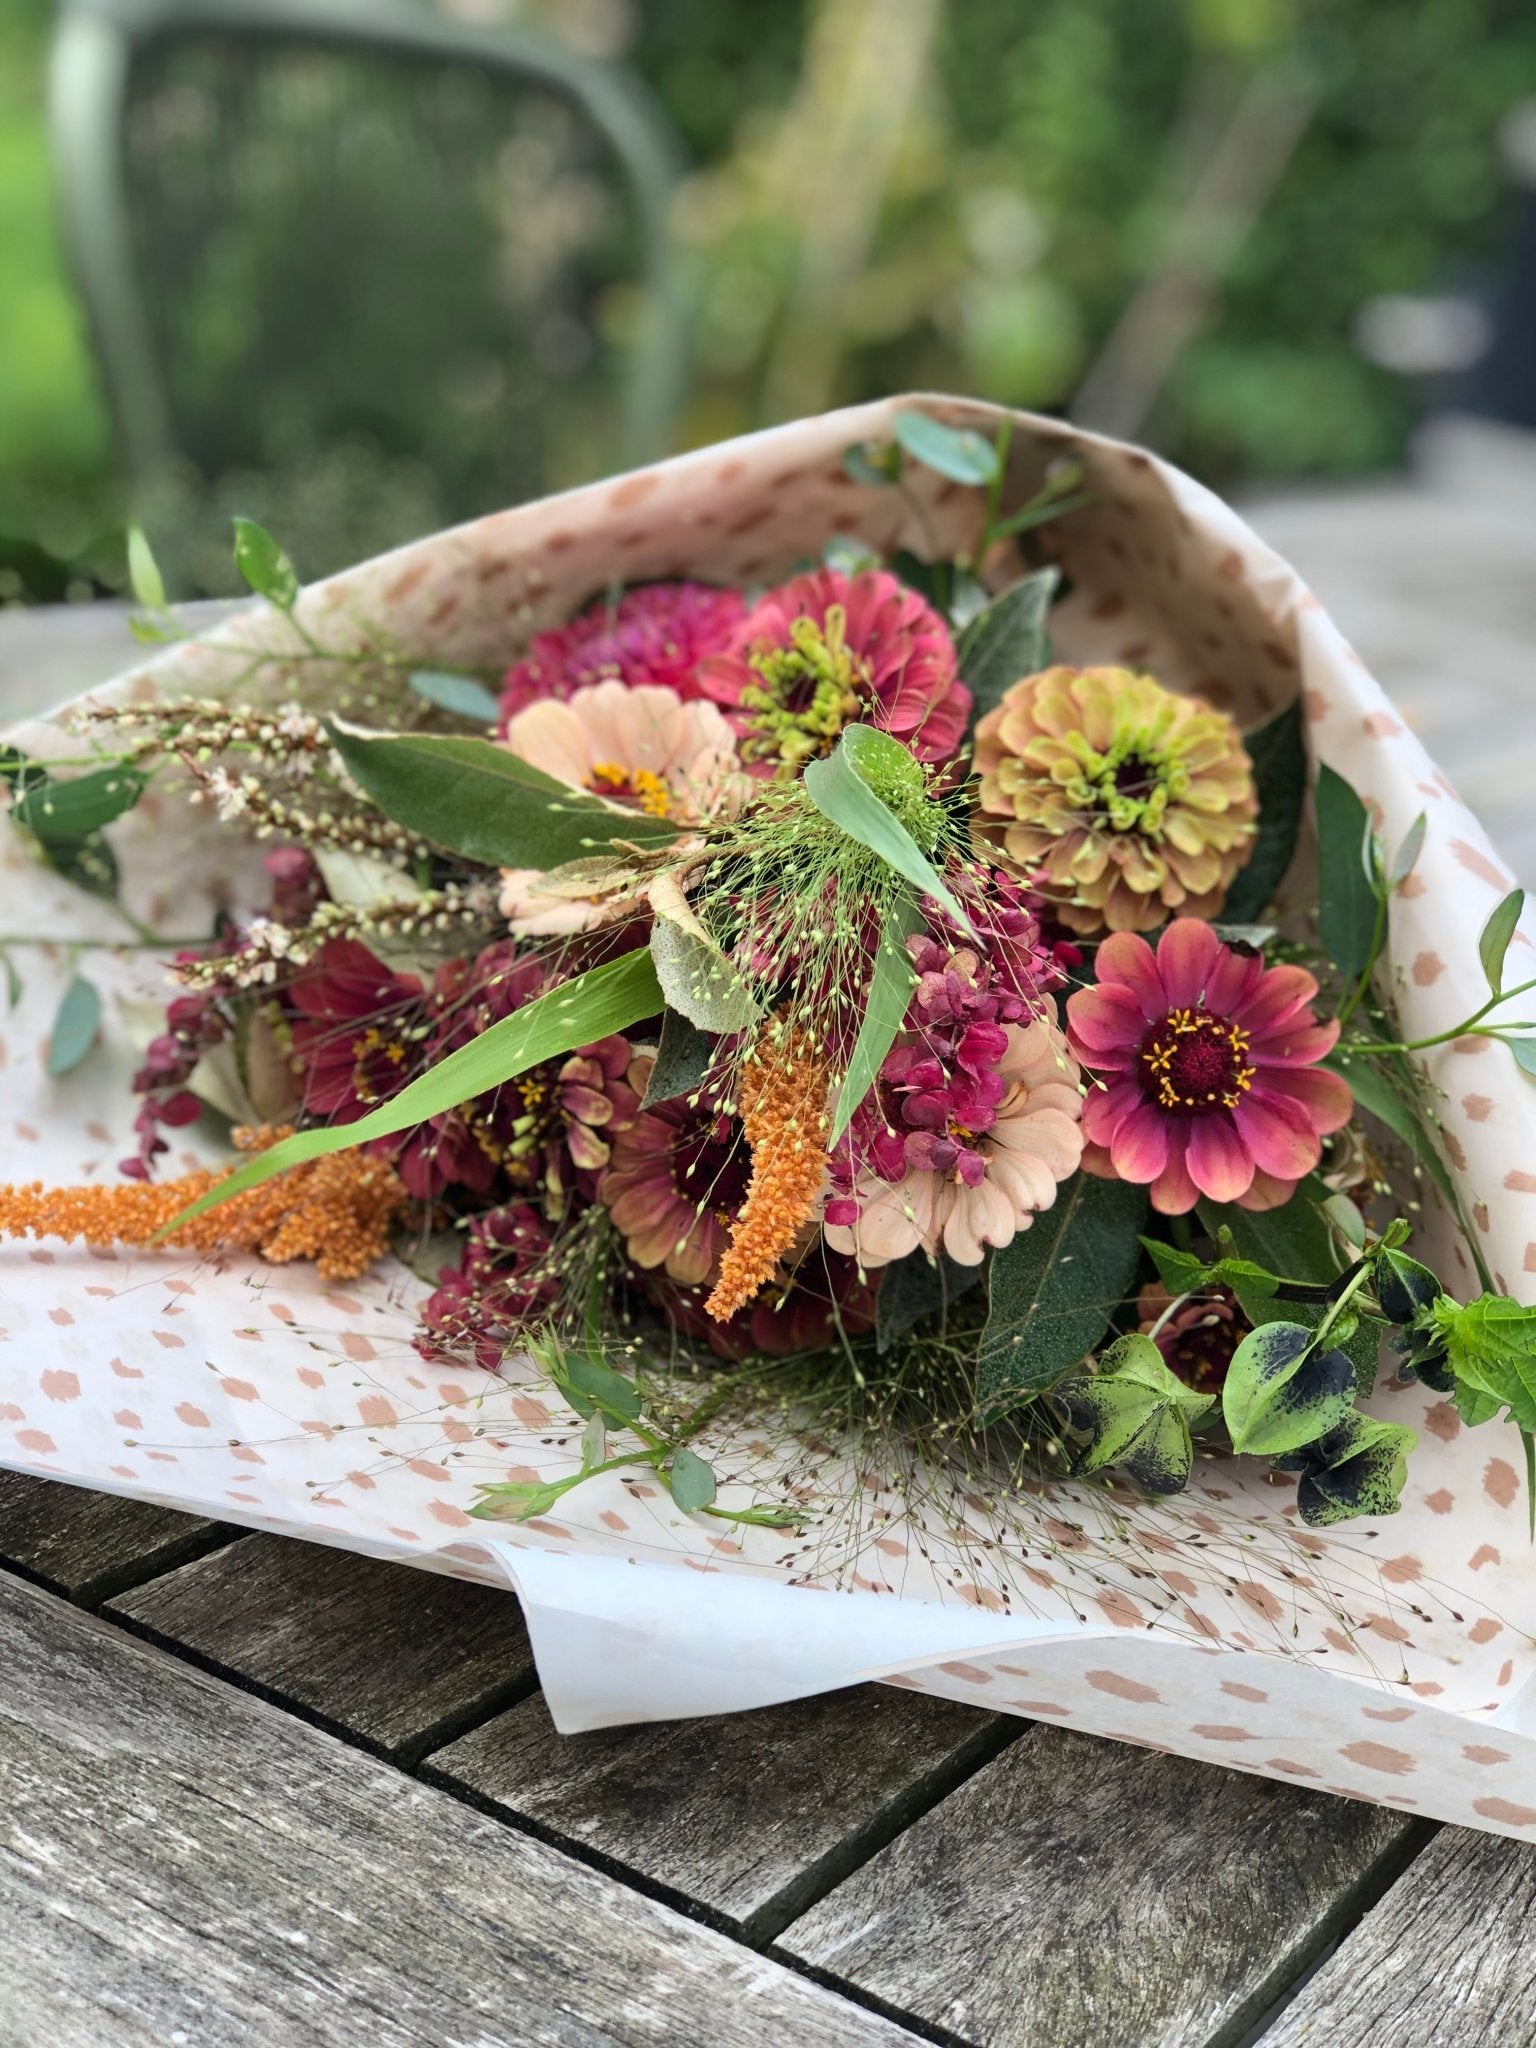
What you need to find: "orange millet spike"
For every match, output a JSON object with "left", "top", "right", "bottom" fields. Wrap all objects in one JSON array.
[{"left": 705, "top": 1028, "right": 831, "bottom": 1323}]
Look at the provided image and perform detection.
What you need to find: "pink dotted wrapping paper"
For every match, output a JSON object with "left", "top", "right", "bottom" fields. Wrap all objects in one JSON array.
[{"left": 5, "top": 396, "right": 1536, "bottom": 1837}]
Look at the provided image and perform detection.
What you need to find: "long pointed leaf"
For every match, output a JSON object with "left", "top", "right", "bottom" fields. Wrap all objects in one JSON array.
[
  {"left": 802, "top": 726, "right": 972, "bottom": 932},
  {"left": 831, "top": 892, "right": 922, "bottom": 1141},
  {"left": 955, "top": 569, "right": 1058, "bottom": 723},
  {"left": 160, "top": 949, "right": 663, "bottom": 1232},
  {"left": 1479, "top": 887, "right": 1525, "bottom": 997}
]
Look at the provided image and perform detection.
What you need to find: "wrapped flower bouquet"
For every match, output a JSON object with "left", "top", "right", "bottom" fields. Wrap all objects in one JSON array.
[{"left": 6, "top": 396, "right": 1536, "bottom": 1837}]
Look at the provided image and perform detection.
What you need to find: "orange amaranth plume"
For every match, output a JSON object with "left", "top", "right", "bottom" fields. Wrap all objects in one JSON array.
[
  {"left": 705, "top": 1027, "right": 831, "bottom": 1323},
  {"left": 0, "top": 1125, "right": 408, "bottom": 1284}
]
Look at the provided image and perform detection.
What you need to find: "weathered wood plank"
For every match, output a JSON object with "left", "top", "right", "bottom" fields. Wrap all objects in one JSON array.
[
  {"left": 779, "top": 1725, "right": 1421, "bottom": 2048},
  {"left": 0, "top": 1467, "right": 224, "bottom": 1603},
  {"left": 429, "top": 1682, "right": 1013, "bottom": 1943},
  {"left": 0, "top": 1571, "right": 921, "bottom": 2048},
  {"left": 107, "top": 1531, "right": 537, "bottom": 1761},
  {"left": 1261, "top": 1823, "right": 1536, "bottom": 2046}
]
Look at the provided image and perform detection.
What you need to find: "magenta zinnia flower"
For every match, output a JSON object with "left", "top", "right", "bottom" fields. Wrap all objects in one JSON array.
[
  {"left": 697, "top": 567, "right": 971, "bottom": 775},
  {"left": 499, "top": 582, "right": 746, "bottom": 723},
  {"left": 1065, "top": 921, "right": 1352, "bottom": 1215}
]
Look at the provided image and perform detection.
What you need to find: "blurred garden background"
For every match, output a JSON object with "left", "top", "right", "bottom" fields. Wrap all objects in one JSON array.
[{"left": 4, "top": 0, "right": 1536, "bottom": 601}]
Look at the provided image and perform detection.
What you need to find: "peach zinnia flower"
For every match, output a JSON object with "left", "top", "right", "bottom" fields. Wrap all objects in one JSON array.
[
  {"left": 1065, "top": 919, "right": 1352, "bottom": 1215},
  {"left": 973, "top": 666, "right": 1257, "bottom": 933},
  {"left": 497, "top": 680, "right": 742, "bottom": 932},
  {"left": 823, "top": 1016, "right": 1084, "bottom": 1268}
]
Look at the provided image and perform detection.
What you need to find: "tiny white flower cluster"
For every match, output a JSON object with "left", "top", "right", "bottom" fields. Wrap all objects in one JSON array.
[{"left": 172, "top": 881, "right": 501, "bottom": 989}]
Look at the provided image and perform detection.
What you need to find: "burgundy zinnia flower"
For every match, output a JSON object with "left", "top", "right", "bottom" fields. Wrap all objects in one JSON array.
[
  {"left": 697, "top": 567, "right": 971, "bottom": 774},
  {"left": 599, "top": 1057, "right": 754, "bottom": 1287},
  {"left": 417, "top": 1203, "right": 559, "bottom": 1372},
  {"left": 1066, "top": 920, "right": 1352, "bottom": 1215},
  {"left": 499, "top": 582, "right": 746, "bottom": 723},
  {"left": 654, "top": 1250, "right": 878, "bottom": 1362}
]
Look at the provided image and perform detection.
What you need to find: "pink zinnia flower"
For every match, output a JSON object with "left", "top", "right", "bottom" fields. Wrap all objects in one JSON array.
[
  {"left": 499, "top": 582, "right": 746, "bottom": 722},
  {"left": 697, "top": 567, "right": 971, "bottom": 775},
  {"left": 1065, "top": 920, "right": 1353, "bottom": 1215},
  {"left": 599, "top": 1057, "right": 753, "bottom": 1287}
]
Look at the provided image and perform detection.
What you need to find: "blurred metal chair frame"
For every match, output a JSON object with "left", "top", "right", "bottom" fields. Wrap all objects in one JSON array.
[{"left": 49, "top": 0, "right": 686, "bottom": 506}]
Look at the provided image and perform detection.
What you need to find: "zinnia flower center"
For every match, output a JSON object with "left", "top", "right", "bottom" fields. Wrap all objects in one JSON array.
[
  {"left": 1068, "top": 732, "right": 1188, "bottom": 837},
  {"left": 740, "top": 605, "right": 869, "bottom": 771},
  {"left": 588, "top": 761, "right": 674, "bottom": 819},
  {"left": 1140, "top": 1007, "right": 1255, "bottom": 1114}
]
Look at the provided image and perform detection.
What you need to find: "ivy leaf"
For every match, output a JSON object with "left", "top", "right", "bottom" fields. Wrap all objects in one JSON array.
[
  {"left": 232, "top": 517, "right": 298, "bottom": 608},
  {"left": 1479, "top": 888, "right": 1525, "bottom": 998},
  {"left": 892, "top": 410, "right": 999, "bottom": 486},
  {"left": 1221, "top": 701, "right": 1306, "bottom": 924},
  {"left": 408, "top": 670, "right": 503, "bottom": 724},
  {"left": 802, "top": 725, "right": 971, "bottom": 932},
  {"left": 1222, "top": 1322, "right": 1356, "bottom": 1456},
  {"left": 955, "top": 569, "right": 1059, "bottom": 723},
  {"left": 978, "top": 1175, "right": 1147, "bottom": 1405},
  {"left": 328, "top": 720, "right": 680, "bottom": 869},
  {"left": 876, "top": 1252, "right": 984, "bottom": 1353},
  {"left": 832, "top": 892, "right": 922, "bottom": 1142},
  {"left": 1314, "top": 765, "right": 1379, "bottom": 981},
  {"left": 1388, "top": 812, "right": 1427, "bottom": 891},
  {"left": 12, "top": 765, "right": 146, "bottom": 840},
  {"left": 668, "top": 1446, "right": 718, "bottom": 1513},
  {"left": 47, "top": 974, "right": 102, "bottom": 1077},
  {"left": 159, "top": 948, "right": 663, "bottom": 1232},
  {"left": 641, "top": 1008, "right": 715, "bottom": 1109}
]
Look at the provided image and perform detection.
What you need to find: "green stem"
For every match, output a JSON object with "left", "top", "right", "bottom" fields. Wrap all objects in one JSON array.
[
  {"left": 1348, "top": 973, "right": 1536, "bottom": 1056},
  {"left": 1314, "top": 1262, "right": 1374, "bottom": 1347}
]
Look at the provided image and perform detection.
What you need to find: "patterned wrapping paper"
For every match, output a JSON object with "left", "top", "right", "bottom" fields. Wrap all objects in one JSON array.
[{"left": 5, "top": 395, "right": 1536, "bottom": 1836}]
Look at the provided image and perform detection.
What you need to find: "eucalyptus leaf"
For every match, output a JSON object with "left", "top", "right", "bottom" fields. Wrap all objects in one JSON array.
[
  {"left": 13, "top": 765, "right": 146, "bottom": 840},
  {"left": 955, "top": 568, "right": 1059, "bottom": 723},
  {"left": 232, "top": 517, "right": 298, "bottom": 608},
  {"left": 842, "top": 440, "right": 901, "bottom": 487},
  {"left": 1511, "top": 1038, "right": 1536, "bottom": 1080},
  {"left": 642, "top": 1008, "right": 715, "bottom": 1108},
  {"left": 832, "top": 891, "right": 922, "bottom": 1142},
  {"left": 408, "top": 670, "right": 502, "bottom": 724},
  {"left": 555, "top": 1349, "right": 643, "bottom": 1426},
  {"left": 1479, "top": 887, "right": 1525, "bottom": 997},
  {"left": 1315, "top": 765, "right": 1380, "bottom": 981},
  {"left": 1221, "top": 1321, "right": 1355, "bottom": 1456},
  {"left": 668, "top": 1446, "right": 718, "bottom": 1513},
  {"left": 1221, "top": 701, "right": 1306, "bottom": 924},
  {"left": 802, "top": 725, "right": 970, "bottom": 932},
  {"left": 161, "top": 947, "right": 663, "bottom": 1231},
  {"left": 47, "top": 974, "right": 102, "bottom": 1077},
  {"left": 1388, "top": 812, "right": 1427, "bottom": 891},
  {"left": 649, "top": 918, "right": 760, "bottom": 1034},
  {"left": 329, "top": 720, "right": 680, "bottom": 870},
  {"left": 978, "top": 1174, "right": 1148, "bottom": 1405},
  {"left": 892, "top": 410, "right": 999, "bottom": 485}
]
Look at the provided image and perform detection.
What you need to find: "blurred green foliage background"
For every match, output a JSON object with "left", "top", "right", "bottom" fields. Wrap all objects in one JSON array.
[{"left": 4, "top": 0, "right": 1536, "bottom": 596}]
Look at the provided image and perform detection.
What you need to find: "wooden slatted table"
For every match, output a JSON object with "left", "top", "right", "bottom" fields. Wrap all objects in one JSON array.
[{"left": 7, "top": 454, "right": 1536, "bottom": 2045}]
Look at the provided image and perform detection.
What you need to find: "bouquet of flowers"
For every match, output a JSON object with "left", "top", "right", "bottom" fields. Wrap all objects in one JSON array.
[{"left": 6, "top": 398, "right": 1536, "bottom": 1832}]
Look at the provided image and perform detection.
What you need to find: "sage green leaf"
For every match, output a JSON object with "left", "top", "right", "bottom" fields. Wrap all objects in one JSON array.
[
  {"left": 1511, "top": 1038, "right": 1536, "bottom": 1080},
  {"left": 555, "top": 1349, "right": 643, "bottom": 1426},
  {"left": 649, "top": 918, "right": 760, "bottom": 1034},
  {"left": 47, "top": 974, "right": 102, "bottom": 1077},
  {"left": 469, "top": 1479, "right": 572, "bottom": 1524},
  {"left": 1221, "top": 701, "right": 1306, "bottom": 924},
  {"left": 329, "top": 720, "right": 680, "bottom": 869},
  {"left": 13, "top": 765, "right": 146, "bottom": 839},
  {"left": 876, "top": 1252, "right": 983, "bottom": 1353},
  {"left": 832, "top": 892, "right": 922, "bottom": 1142},
  {"left": 892, "top": 410, "right": 999, "bottom": 485},
  {"left": 1221, "top": 1321, "right": 1355, "bottom": 1456},
  {"left": 978, "top": 1174, "right": 1147, "bottom": 1405},
  {"left": 578, "top": 1412, "right": 607, "bottom": 1473},
  {"left": 126, "top": 524, "right": 167, "bottom": 613},
  {"left": 1315, "top": 765, "right": 1379, "bottom": 980},
  {"left": 1479, "top": 887, "right": 1525, "bottom": 997},
  {"left": 955, "top": 569, "right": 1059, "bottom": 723},
  {"left": 668, "top": 1447, "right": 718, "bottom": 1513},
  {"left": 642, "top": 1008, "right": 715, "bottom": 1108},
  {"left": 802, "top": 725, "right": 970, "bottom": 932},
  {"left": 232, "top": 516, "right": 298, "bottom": 608},
  {"left": 1388, "top": 812, "right": 1427, "bottom": 890},
  {"left": 408, "top": 670, "right": 502, "bottom": 724},
  {"left": 160, "top": 948, "right": 663, "bottom": 1232}
]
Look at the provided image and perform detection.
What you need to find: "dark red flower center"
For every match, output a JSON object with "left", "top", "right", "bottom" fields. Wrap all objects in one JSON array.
[
  {"left": 1160, "top": 1303, "right": 1242, "bottom": 1391},
  {"left": 1140, "top": 1006, "right": 1254, "bottom": 1115},
  {"left": 672, "top": 1112, "right": 753, "bottom": 1223}
]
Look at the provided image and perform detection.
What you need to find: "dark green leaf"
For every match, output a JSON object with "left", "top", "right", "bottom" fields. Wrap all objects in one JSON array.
[
  {"left": 1315, "top": 765, "right": 1379, "bottom": 980},
  {"left": 642, "top": 1009, "right": 715, "bottom": 1109},
  {"left": 38, "top": 831, "right": 121, "bottom": 901},
  {"left": 668, "top": 1446, "right": 718, "bottom": 1513},
  {"left": 163, "top": 948, "right": 664, "bottom": 1230},
  {"left": 328, "top": 721, "right": 680, "bottom": 869},
  {"left": 832, "top": 892, "right": 922, "bottom": 1141},
  {"left": 47, "top": 974, "right": 101, "bottom": 1077},
  {"left": 13, "top": 765, "right": 146, "bottom": 840},
  {"left": 1479, "top": 888, "right": 1525, "bottom": 997},
  {"left": 890, "top": 549, "right": 948, "bottom": 608},
  {"left": 1388, "top": 812, "right": 1426, "bottom": 891},
  {"left": 232, "top": 517, "right": 298, "bottom": 608},
  {"left": 978, "top": 1175, "right": 1148, "bottom": 1404},
  {"left": 876, "top": 1252, "right": 984, "bottom": 1353},
  {"left": 408, "top": 670, "right": 503, "bottom": 724},
  {"left": 1221, "top": 701, "right": 1306, "bottom": 924},
  {"left": 1198, "top": 1188, "right": 1340, "bottom": 1294},
  {"left": 892, "top": 410, "right": 999, "bottom": 485},
  {"left": 955, "top": 568, "right": 1059, "bottom": 724},
  {"left": 1222, "top": 1321, "right": 1355, "bottom": 1456},
  {"left": 802, "top": 725, "right": 970, "bottom": 931}
]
